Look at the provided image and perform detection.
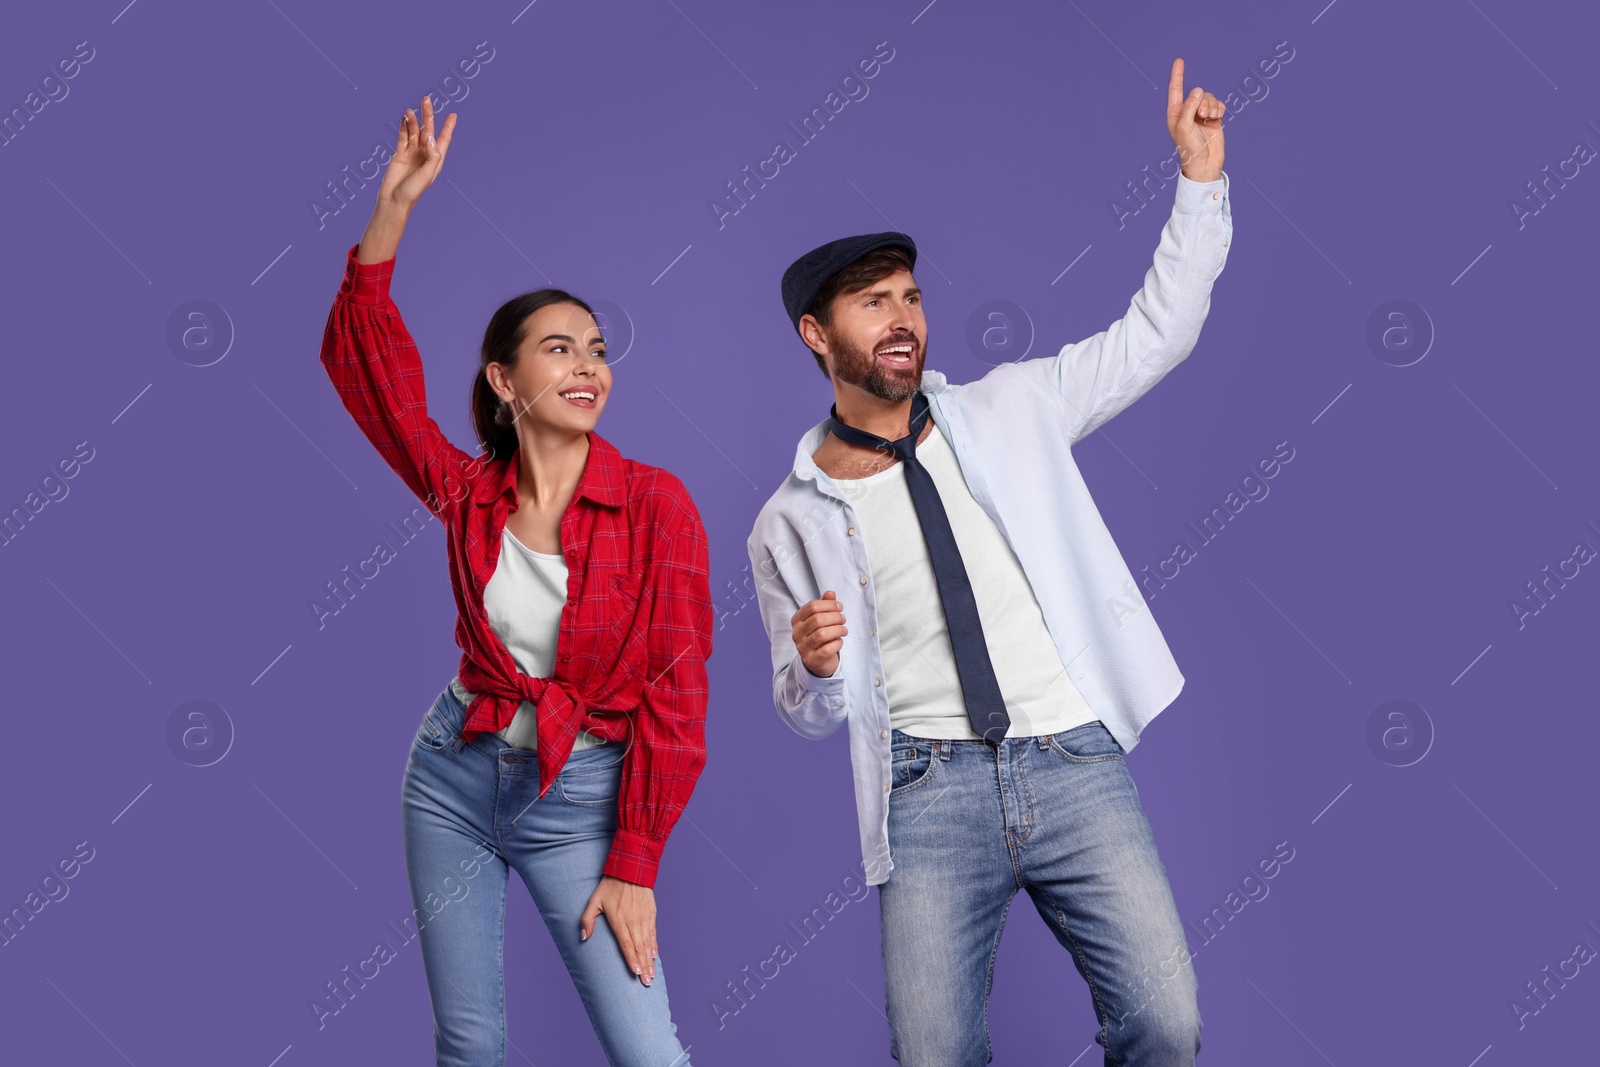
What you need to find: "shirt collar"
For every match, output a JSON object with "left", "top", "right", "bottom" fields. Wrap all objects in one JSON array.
[
  {"left": 791, "top": 369, "right": 948, "bottom": 484},
  {"left": 472, "top": 430, "right": 628, "bottom": 508}
]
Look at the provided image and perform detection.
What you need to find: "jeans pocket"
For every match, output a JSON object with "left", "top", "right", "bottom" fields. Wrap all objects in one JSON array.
[
  {"left": 1045, "top": 721, "right": 1124, "bottom": 764},
  {"left": 414, "top": 707, "right": 450, "bottom": 752},
  {"left": 889, "top": 740, "right": 937, "bottom": 797},
  {"left": 556, "top": 748, "right": 625, "bottom": 806},
  {"left": 414, "top": 688, "right": 463, "bottom": 752}
]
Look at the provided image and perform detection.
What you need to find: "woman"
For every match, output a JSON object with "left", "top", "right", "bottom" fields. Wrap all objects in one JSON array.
[{"left": 320, "top": 96, "right": 711, "bottom": 1067}]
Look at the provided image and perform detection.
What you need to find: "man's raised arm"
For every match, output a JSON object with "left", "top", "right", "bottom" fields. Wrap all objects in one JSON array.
[{"left": 963, "top": 57, "right": 1233, "bottom": 444}]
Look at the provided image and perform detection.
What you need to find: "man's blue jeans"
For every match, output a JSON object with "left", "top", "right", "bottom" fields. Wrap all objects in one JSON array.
[
  {"left": 401, "top": 685, "right": 693, "bottom": 1067},
  {"left": 880, "top": 722, "right": 1201, "bottom": 1066}
]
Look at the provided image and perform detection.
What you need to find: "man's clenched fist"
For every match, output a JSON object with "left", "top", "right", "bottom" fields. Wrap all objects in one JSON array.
[{"left": 791, "top": 589, "right": 848, "bottom": 678}]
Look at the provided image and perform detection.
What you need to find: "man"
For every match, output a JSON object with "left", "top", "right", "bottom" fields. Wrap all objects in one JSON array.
[{"left": 744, "top": 59, "right": 1232, "bottom": 1065}]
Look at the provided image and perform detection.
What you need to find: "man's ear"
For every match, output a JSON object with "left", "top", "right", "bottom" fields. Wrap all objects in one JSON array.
[{"left": 798, "top": 313, "right": 830, "bottom": 358}]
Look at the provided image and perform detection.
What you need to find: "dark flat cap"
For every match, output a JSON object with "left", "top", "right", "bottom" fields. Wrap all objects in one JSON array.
[{"left": 781, "top": 231, "right": 918, "bottom": 333}]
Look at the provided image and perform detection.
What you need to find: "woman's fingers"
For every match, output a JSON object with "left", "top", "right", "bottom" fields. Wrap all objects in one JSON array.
[
  {"left": 579, "top": 890, "right": 602, "bottom": 942},
  {"left": 433, "top": 112, "right": 457, "bottom": 165},
  {"left": 613, "top": 920, "right": 644, "bottom": 981},
  {"left": 634, "top": 917, "right": 654, "bottom": 983},
  {"left": 393, "top": 108, "right": 412, "bottom": 155}
]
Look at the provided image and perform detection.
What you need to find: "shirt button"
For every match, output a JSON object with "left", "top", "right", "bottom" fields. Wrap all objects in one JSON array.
[
  {"left": 1223, "top": 238, "right": 1229, "bottom": 246},
  {"left": 848, "top": 526, "right": 856, "bottom": 535},
  {"left": 870, "top": 626, "right": 876, "bottom": 636},
  {"left": 883, "top": 782, "right": 891, "bottom": 792},
  {"left": 874, "top": 677, "right": 882, "bottom": 687},
  {"left": 859, "top": 575, "right": 868, "bottom": 585},
  {"left": 880, "top": 729, "right": 888, "bottom": 739},
  {"left": 1211, "top": 190, "right": 1221, "bottom": 199}
]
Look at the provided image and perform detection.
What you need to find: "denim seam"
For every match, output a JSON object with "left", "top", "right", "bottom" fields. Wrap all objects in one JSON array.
[
  {"left": 1048, "top": 896, "right": 1115, "bottom": 1053},
  {"left": 981, "top": 892, "right": 1017, "bottom": 1063},
  {"left": 1015, "top": 744, "right": 1037, "bottom": 845},
  {"left": 991, "top": 747, "right": 1028, "bottom": 888},
  {"left": 496, "top": 875, "right": 507, "bottom": 1063},
  {"left": 491, "top": 758, "right": 509, "bottom": 852}
]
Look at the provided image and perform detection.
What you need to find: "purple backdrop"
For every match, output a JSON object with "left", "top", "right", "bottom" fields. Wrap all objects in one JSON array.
[{"left": 3, "top": 0, "right": 1596, "bottom": 1064}]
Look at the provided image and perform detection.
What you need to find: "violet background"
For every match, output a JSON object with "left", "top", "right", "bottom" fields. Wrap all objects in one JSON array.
[{"left": 2, "top": 1, "right": 1597, "bottom": 1064}]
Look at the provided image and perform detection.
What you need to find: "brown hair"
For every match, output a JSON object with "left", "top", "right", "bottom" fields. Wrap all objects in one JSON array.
[
  {"left": 802, "top": 247, "right": 915, "bottom": 377},
  {"left": 470, "top": 289, "right": 596, "bottom": 460}
]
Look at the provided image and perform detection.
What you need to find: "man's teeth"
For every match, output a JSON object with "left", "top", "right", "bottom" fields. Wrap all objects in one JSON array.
[{"left": 877, "top": 344, "right": 913, "bottom": 360}]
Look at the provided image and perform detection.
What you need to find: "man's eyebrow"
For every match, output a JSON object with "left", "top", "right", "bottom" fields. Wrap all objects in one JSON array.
[{"left": 860, "top": 285, "right": 922, "bottom": 299}]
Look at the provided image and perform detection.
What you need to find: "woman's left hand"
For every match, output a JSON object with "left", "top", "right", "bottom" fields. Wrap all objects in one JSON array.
[{"left": 580, "top": 875, "right": 657, "bottom": 985}]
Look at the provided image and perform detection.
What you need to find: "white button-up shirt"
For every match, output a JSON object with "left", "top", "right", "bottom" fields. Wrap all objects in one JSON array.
[{"left": 746, "top": 171, "right": 1233, "bottom": 885}]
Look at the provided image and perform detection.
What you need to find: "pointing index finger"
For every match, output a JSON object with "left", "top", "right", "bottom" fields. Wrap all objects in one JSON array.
[{"left": 1168, "top": 57, "right": 1185, "bottom": 116}]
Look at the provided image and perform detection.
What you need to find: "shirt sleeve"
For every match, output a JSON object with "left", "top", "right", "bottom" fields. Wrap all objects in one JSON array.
[
  {"left": 602, "top": 480, "right": 714, "bottom": 887},
  {"left": 746, "top": 533, "right": 848, "bottom": 740},
  {"left": 320, "top": 243, "right": 479, "bottom": 519},
  {"left": 958, "top": 170, "right": 1233, "bottom": 446}
]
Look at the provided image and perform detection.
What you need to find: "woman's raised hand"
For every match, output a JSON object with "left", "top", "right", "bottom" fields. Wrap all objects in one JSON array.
[{"left": 378, "top": 95, "right": 457, "bottom": 210}]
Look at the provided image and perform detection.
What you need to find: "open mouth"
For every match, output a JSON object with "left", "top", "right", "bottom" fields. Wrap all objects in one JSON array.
[
  {"left": 558, "top": 387, "right": 598, "bottom": 408},
  {"left": 875, "top": 342, "right": 915, "bottom": 366}
]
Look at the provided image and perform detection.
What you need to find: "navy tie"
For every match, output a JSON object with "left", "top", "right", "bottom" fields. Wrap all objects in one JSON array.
[{"left": 827, "top": 391, "right": 1012, "bottom": 743}]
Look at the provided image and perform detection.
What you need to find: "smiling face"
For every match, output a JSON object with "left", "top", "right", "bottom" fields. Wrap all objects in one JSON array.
[
  {"left": 487, "top": 301, "right": 612, "bottom": 431},
  {"left": 802, "top": 268, "right": 927, "bottom": 404}
]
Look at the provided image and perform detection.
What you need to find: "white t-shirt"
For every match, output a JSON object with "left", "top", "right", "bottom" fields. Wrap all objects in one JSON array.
[
  {"left": 449, "top": 527, "right": 606, "bottom": 751},
  {"left": 839, "top": 419, "right": 1098, "bottom": 739}
]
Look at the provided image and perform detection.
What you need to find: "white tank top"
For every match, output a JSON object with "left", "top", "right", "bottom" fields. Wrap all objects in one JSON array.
[
  {"left": 449, "top": 527, "right": 605, "bottom": 751},
  {"left": 839, "top": 420, "right": 1098, "bottom": 739}
]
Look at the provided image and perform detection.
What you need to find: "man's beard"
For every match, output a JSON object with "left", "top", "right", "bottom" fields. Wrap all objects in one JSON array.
[{"left": 831, "top": 331, "right": 924, "bottom": 403}]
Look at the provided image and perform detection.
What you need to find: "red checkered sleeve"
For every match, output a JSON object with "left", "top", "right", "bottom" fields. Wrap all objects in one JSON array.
[
  {"left": 320, "top": 243, "right": 477, "bottom": 520},
  {"left": 601, "top": 477, "right": 714, "bottom": 887}
]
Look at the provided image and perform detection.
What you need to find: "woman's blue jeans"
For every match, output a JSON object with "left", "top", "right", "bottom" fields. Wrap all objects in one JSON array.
[
  {"left": 879, "top": 721, "right": 1202, "bottom": 1066},
  {"left": 401, "top": 685, "right": 692, "bottom": 1067}
]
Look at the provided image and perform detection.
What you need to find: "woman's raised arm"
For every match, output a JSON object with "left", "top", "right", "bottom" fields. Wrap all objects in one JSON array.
[
  {"left": 359, "top": 95, "right": 457, "bottom": 263},
  {"left": 320, "top": 96, "right": 475, "bottom": 519}
]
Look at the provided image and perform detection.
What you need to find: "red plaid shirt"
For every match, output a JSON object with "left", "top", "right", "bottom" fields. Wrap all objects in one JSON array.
[{"left": 320, "top": 243, "right": 712, "bottom": 887}]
